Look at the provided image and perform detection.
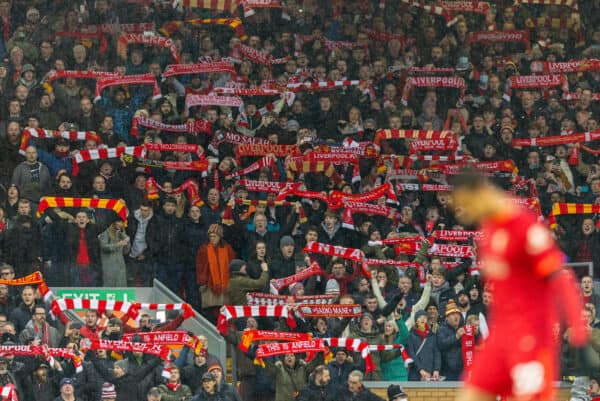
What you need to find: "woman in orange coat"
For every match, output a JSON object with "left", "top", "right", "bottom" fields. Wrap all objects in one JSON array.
[{"left": 196, "top": 224, "right": 236, "bottom": 323}]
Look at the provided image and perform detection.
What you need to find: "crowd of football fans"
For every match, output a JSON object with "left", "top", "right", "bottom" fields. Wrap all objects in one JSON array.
[{"left": 0, "top": 0, "right": 599, "bottom": 400}]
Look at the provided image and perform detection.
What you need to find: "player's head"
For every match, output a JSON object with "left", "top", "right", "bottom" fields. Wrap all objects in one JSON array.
[{"left": 450, "top": 170, "right": 499, "bottom": 226}]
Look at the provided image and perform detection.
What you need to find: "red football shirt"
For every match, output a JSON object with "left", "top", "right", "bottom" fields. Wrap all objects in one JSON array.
[{"left": 469, "top": 206, "right": 565, "bottom": 398}]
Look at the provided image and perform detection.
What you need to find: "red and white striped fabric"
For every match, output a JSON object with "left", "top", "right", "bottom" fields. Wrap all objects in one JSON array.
[
  {"left": 72, "top": 146, "right": 145, "bottom": 176},
  {"left": 286, "top": 80, "right": 361, "bottom": 92},
  {"left": 20, "top": 128, "right": 103, "bottom": 155},
  {"left": 368, "top": 344, "right": 413, "bottom": 367},
  {"left": 132, "top": 303, "right": 195, "bottom": 319},
  {"left": 400, "top": 0, "right": 454, "bottom": 24},
  {"left": 81, "top": 338, "right": 169, "bottom": 360},
  {"left": 217, "top": 305, "right": 296, "bottom": 335},
  {"left": 0, "top": 384, "right": 17, "bottom": 401},
  {"left": 50, "top": 299, "right": 139, "bottom": 320},
  {"left": 246, "top": 293, "right": 337, "bottom": 306},
  {"left": 323, "top": 338, "right": 375, "bottom": 373}
]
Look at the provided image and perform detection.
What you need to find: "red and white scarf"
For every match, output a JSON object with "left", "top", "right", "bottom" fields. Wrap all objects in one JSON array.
[
  {"left": 323, "top": 338, "right": 374, "bottom": 373},
  {"left": 0, "top": 345, "right": 83, "bottom": 373},
  {"left": 131, "top": 115, "right": 211, "bottom": 137},
  {"left": 162, "top": 61, "right": 236, "bottom": 78},
  {"left": 374, "top": 129, "right": 456, "bottom": 147},
  {"left": 85, "top": 22, "right": 155, "bottom": 33},
  {"left": 462, "top": 324, "right": 476, "bottom": 381},
  {"left": 236, "top": 180, "right": 299, "bottom": 193},
  {"left": 402, "top": 76, "right": 465, "bottom": 105},
  {"left": 94, "top": 73, "right": 161, "bottom": 102},
  {"left": 286, "top": 80, "right": 361, "bottom": 92},
  {"left": 241, "top": 0, "right": 282, "bottom": 16},
  {"left": 132, "top": 302, "right": 195, "bottom": 319},
  {"left": 304, "top": 242, "right": 363, "bottom": 262},
  {"left": 400, "top": 0, "right": 454, "bottom": 24},
  {"left": 44, "top": 69, "right": 122, "bottom": 82},
  {"left": 439, "top": 1, "right": 490, "bottom": 14},
  {"left": 246, "top": 293, "right": 337, "bottom": 306},
  {"left": 512, "top": 130, "right": 600, "bottom": 147},
  {"left": 185, "top": 94, "right": 243, "bottom": 113},
  {"left": 530, "top": 59, "right": 600, "bottom": 74},
  {"left": 396, "top": 183, "right": 453, "bottom": 192},
  {"left": 50, "top": 299, "right": 139, "bottom": 320},
  {"left": 122, "top": 331, "right": 202, "bottom": 354},
  {"left": 117, "top": 33, "right": 179, "bottom": 63},
  {"left": 212, "top": 87, "right": 282, "bottom": 96},
  {"left": 468, "top": 30, "right": 530, "bottom": 48},
  {"left": 226, "top": 156, "right": 278, "bottom": 179},
  {"left": 217, "top": 305, "right": 296, "bottom": 335},
  {"left": 235, "top": 144, "right": 299, "bottom": 160},
  {"left": 81, "top": 338, "right": 169, "bottom": 360},
  {"left": 297, "top": 304, "right": 363, "bottom": 318},
  {"left": 233, "top": 43, "right": 277, "bottom": 65},
  {"left": 72, "top": 146, "right": 145, "bottom": 176},
  {"left": 0, "top": 384, "right": 16, "bottom": 401},
  {"left": 239, "top": 330, "right": 311, "bottom": 352},
  {"left": 432, "top": 230, "right": 484, "bottom": 241},
  {"left": 341, "top": 201, "right": 399, "bottom": 230},
  {"left": 145, "top": 177, "right": 202, "bottom": 206},
  {"left": 20, "top": 128, "right": 103, "bottom": 155},
  {"left": 270, "top": 262, "right": 324, "bottom": 294},
  {"left": 409, "top": 138, "right": 458, "bottom": 153},
  {"left": 254, "top": 339, "right": 325, "bottom": 365}
]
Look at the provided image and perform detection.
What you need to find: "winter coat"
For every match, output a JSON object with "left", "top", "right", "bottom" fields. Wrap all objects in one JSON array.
[
  {"left": 98, "top": 227, "right": 130, "bottom": 287},
  {"left": 347, "top": 320, "right": 385, "bottom": 380},
  {"left": 269, "top": 253, "right": 296, "bottom": 280},
  {"left": 264, "top": 360, "right": 312, "bottom": 401},
  {"left": 339, "top": 387, "right": 385, "bottom": 401},
  {"left": 181, "top": 362, "right": 208, "bottom": 395},
  {"left": 196, "top": 241, "right": 236, "bottom": 308},
  {"left": 226, "top": 271, "right": 269, "bottom": 306},
  {"left": 380, "top": 319, "right": 410, "bottom": 381},
  {"left": 437, "top": 322, "right": 464, "bottom": 380},
  {"left": 191, "top": 390, "right": 233, "bottom": 401},
  {"left": 182, "top": 218, "right": 208, "bottom": 268},
  {"left": 19, "top": 320, "right": 62, "bottom": 347},
  {"left": 297, "top": 381, "right": 338, "bottom": 401},
  {"left": 327, "top": 360, "right": 358, "bottom": 392},
  {"left": 157, "top": 383, "right": 193, "bottom": 401},
  {"left": 89, "top": 352, "right": 162, "bottom": 401},
  {"left": 429, "top": 282, "right": 456, "bottom": 315},
  {"left": 147, "top": 211, "right": 186, "bottom": 265},
  {"left": 9, "top": 302, "right": 38, "bottom": 333},
  {"left": 407, "top": 329, "right": 441, "bottom": 381},
  {"left": 11, "top": 160, "right": 51, "bottom": 202}
]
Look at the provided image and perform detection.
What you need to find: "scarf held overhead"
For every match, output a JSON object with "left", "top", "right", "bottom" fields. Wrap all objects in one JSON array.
[
  {"left": 37, "top": 197, "right": 127, "bottom": 222},
  {"left": 217, "top": 305, "right": 296, "bottom": 335},
  {"left": 94, "top": 73, "right": 161, "bottom": 102},
  {"left": 246, "top": 292, "right": 337, "bottom": 306}
]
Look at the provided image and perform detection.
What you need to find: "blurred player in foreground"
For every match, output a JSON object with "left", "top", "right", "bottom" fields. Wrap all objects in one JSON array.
[{"left": 451, "top": 172, "right": 590, "bottom": 401}]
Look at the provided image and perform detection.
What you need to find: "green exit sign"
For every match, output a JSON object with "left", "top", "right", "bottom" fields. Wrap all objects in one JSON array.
[{"left": 56, "top": 289, "right": 136, "bottom": 302}]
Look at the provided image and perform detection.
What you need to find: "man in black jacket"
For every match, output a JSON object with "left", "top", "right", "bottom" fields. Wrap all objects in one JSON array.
[
  {"left": 147, "top": 198, "right": 185, "bottom": 294},
  {"left": 297, "top": 365, "right": 337, "bottom": 401},
  {"left": 340, "top": 370, "right": 384, "bottom": 401},
  {"left": 437, "top": 300, "right": 465, "bottom": 381}
]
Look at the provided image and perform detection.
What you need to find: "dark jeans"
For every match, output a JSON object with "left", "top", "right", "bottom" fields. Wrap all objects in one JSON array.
[
  {"left": 126, "top": 256, "right": 155, "bottom": 287},
  {"left": 70, "top": 265, "right": 97, "bottom": 286},
  {"left": 156, "top": 262, "right": 184, "bottom": 295}
]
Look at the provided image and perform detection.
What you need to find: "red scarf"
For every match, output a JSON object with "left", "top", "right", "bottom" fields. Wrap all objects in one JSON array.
[
  {"left": 44, "top": 69, "right": 122, "bottom": 82},
  {"left": 468, "top": 30, "right": 530, "bottom": 49},
  {"left": 414, "top": 324, "right": 430, "bottom": 340},
  {"left": 19, "top": 128, "right": 102, "bottom": 155},
  {"left": 123, "top": 331, "right": 201, "bottom": 354},
  {"left": 512, "top": 129, "right": 600, "bottom": 147},
  {"left": 341, "top": 201, "right": 399, "bottom": 230},
  {"left": 239, "top": 330, "right": 311, "bottom": 352},
  {"left": 81, "top": 338, "right": 169, "bottom": 360},
  {"left": 462, "top": 324, "right": 476, "bottom": 381},
  {"left": 72, "top": 146, "right": 145, "bottom": 176},
  {"left": 402, "top": 76, "right": 465, "bottom": 104},
  {"left": 254, "top": 339, "right": 325, "bottom": 365},
  {"left": 162, "top": 61, "right": 236, "bottom": 78},
  {"left": 145, "top": 177, "right": 202, "bottom": 206},
  {"left": 94, "top": 73, "right": 160, "bottom": 102},
  {"left": 131, "top": 115, "right": 211, "bottom": 137},
  {"left": 217, "top": 305, "right": 296, "bottom": 335},
  {"left": 185, "top": 94, "right": 243, "bottom": 113},
  {"left": 269, "top": 262, "right": 324, "bottom": 294},
  {"left": 242, "top": 0, "right": 282, "bottom": 16},
  {"left": 236, "top": 144, "right": 299, "bottom": 159},
  {"left": 117, "top": 33, "right": 179, "bottom": 63},
  {"left": 297, "top": 304, "right": 363, "bottom": 318},
  {"left": 246, "top": 293, "right": 337, "bottom": 306},
  {"left": 531, "top": 59, "right": 600, "bottom": 73},
  {"left": 166, "top": 382, "right": 181, "bottom": 392}
]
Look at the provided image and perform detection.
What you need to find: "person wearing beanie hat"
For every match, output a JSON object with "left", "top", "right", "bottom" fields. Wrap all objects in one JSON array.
[
  {"left": 226, "top": 255, "right": 269, "bottom": 306},
  {"left": 59, "top": 377, "right": 75, "bottom": 400},
  {"left": 270, "top": 235, "right": 296, "bottom": 280},
  {"left": 205, "top": 362, "right": 242, "bottom": 401},
  {"left": 325, "top": 279, "right": 340, "bottom": 295},
  {"left": 387, "top": 384, "right": 408, "bottom": 401},
  {"left": 86, "top": 351, "right": 162, "bottom": 401},
  {"left": 430, "top": 268, "right": 455, "bottom": 320},
  {"left": 437, "top": 298, "right": 465, "bottom": 380},
  {"left": 407, "top": 303, "right": 441, "bottom": 381},
  {"left": 196, "top": 225, "right": 235, "bottom": 319},
  {"left": 157, "top": 365, "right": 192, "bottom": 401},
  {"left": 101, "top": 382, "right": 117, "bottom": 401}
]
